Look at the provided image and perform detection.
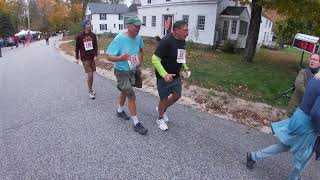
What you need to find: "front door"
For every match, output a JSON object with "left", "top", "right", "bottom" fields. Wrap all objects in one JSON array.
[
  {"left": 222, "top": 20, "right": 229, "bottom": 40},
  {"left": 163, "top": 15, "right": 174, "bottom": 36}
]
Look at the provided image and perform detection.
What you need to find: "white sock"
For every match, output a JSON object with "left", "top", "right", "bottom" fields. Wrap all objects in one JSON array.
[
  {"left": 131, "top": 116, "right": 139, "bottom": 125},
  {"left": 117, "top": 105, "right": 124, "bottom": 113}
]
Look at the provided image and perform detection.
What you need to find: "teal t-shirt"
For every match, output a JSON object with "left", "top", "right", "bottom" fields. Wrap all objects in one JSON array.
[{"left": 106, "top": 33, "right": 144, "bottom": 71}]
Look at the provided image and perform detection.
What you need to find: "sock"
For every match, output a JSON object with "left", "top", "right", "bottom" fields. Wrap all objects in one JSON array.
[
  {"left": 131, "top": 116, "right": 139, "bottom": 125},
  {"left": 117, "top": 105, "right": 124, "bottom": 113}
]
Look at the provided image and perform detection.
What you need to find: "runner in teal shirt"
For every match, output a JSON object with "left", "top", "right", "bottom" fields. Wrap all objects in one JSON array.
[{"left": 106, "top": 32, "right": 144, "bottom": 72}]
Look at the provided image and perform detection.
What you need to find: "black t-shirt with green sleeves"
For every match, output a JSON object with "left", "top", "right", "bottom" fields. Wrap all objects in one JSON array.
[{"left": 154, "top": 33, "right": 186, "bottom": 79}]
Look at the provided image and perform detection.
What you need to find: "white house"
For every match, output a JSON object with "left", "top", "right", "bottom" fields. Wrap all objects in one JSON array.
[
  {"left": 85, "top": 3, "right": 129, "bottom": 34},
  {"left": 85, "top": 0, "right": 274, "bottom": 48},
  {"left": 137, "top": 0, "right": 273, "bottom": 48}
]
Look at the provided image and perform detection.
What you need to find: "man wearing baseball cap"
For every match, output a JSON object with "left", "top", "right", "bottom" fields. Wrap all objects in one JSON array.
[
  {"left": 106, "top": 16, "right": 148, "bottom": 135},
  {"left": 75, "top": 19, "right": 98, "bottom": 99}
]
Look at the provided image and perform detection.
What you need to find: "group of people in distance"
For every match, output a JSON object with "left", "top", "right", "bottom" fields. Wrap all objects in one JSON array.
[{"left": 74, "top": 17, "right": 320, "bottom": 180}]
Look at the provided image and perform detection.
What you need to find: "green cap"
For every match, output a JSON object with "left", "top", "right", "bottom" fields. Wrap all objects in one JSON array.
[{"left": 127, "top": 16, "right": 142, "bottom": 26}]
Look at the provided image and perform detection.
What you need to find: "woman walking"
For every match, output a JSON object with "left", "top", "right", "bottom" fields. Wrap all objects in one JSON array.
[{"left": 246, "top": 71, "right": 320, "bottom": 180}]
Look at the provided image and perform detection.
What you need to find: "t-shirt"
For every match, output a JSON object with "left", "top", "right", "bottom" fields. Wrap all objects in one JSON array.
[
  {"left": 106, "top": 33, "right": 144, "bottom": 72},
  {"left": 75, "top": 32, "right": 98, "bottom": 61},
  {"left": 154, "top": 33, "right": 186, "bottom": 79}
]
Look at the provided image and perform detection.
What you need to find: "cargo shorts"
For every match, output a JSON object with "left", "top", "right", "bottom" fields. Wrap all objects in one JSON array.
[
  {"left": 82, "top": 60, "right": 96, "bottom": 73},
  {"left": 114, "top": 68, "right": 136, "bottom": 97}
]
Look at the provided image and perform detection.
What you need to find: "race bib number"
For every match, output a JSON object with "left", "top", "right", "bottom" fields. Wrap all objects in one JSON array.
[
  {"left": 84, "top": 41, "right": 93, "bottom": 51},
  {"left": 128, "top": 55, "right": 139, "bottom": 70},
  {"left": 176, "top": 49, "right": 186, "bottom": 63}
]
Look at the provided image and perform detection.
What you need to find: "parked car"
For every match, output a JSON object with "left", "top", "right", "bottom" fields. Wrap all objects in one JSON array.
[{"left": 3, "top": 37, "right": 16, "bottom": 47}]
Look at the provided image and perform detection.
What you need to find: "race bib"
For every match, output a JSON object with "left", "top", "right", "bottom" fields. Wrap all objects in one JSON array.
[
  {"left": 128, "top": 55, "right": 139, "bottom": 70},
  {"left": 176, "top": 49, "right": 186, "bottom": 63},
  {"left": 84, "top": 41, "right": 93, "bottom": 51}
]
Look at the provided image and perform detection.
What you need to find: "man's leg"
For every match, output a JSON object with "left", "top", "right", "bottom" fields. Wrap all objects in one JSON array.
[
  {"left": 158, "top": 97, "right": 168, "bottom": 118},
  {"left": 127, "top": 94, "right": 148, "bottom": 135},
  {"left": 87, "top": 71, "right": 93, "bottom": 92},
  {"left": 164, "top": 93, "right": 181, "bottom": 111},
  {"left": 127, "top": 95, "right": 137, "bottom": 116}
]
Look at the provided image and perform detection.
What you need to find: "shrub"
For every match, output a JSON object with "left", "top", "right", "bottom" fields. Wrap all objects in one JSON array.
[{"left": 222, "top": 39, "right": 238, "bottom": 53}]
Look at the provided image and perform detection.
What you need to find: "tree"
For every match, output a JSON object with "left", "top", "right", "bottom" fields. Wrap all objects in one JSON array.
[
  {"left": 238, "top": 0, "right": 320, "bottom": 62},
  {"left": 242, "top": 0, "right": 262, "bottom": 62},
  {"left": 0, "top": 13, "right": 15, "bottom": 37}
]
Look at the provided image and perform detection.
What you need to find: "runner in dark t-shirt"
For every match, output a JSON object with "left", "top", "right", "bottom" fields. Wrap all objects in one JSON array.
[
  {"left": 75, "top": 19, "right": 98, "bottom": 99},
  {"left": 151, "top": 20, "right": 191, "bottom": 131}
]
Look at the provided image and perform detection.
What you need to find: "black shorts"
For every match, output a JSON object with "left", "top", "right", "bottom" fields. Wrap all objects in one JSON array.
[{"left": 157, "top": 77, "right": 182, "bottom": 100}]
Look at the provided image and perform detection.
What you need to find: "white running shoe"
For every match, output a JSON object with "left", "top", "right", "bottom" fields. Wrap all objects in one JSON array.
[
  {"left": 156, "top": 119, "right": 168, "bottom": 131},
  {"left": 88, "top": 92, "right": 95, "bottom": 99},
  {"left": 156, "top": 107, "right": 169, "bottom": 123}
]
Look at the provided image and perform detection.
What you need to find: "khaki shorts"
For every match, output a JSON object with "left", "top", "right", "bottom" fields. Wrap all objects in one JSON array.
[
  {"left": 82, "top": 60, "right": 96, "bottom": 73},
  {"left": 114, "top": 68, "right": 136, "bottom": 97}
]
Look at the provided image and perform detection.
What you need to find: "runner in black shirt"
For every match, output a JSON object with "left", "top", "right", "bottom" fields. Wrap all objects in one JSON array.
[{"left": 151, "top": 20, "right": 191, "bottom": 131}]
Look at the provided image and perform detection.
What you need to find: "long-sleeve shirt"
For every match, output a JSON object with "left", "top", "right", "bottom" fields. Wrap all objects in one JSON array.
[{"left": 75, "top": 32, "right": 98, "bottom": 61}]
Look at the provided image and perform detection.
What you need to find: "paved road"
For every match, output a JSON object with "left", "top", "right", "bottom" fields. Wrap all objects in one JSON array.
[{"left": 0, "top": 37, "right": 319, "bottom": 179}]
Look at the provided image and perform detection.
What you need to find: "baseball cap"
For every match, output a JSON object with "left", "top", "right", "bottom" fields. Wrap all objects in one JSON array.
[{"left": 127, "top": 16, "right": 142, "bottom": 26}]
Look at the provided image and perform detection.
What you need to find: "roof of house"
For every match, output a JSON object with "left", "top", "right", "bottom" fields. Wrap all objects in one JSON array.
[
  {"left": 87, "top": 3, "right": 129, "bottom": 14},
  {"left": 220, "top": 6, "right": 246, "bottom": 16},
  {"left": 128, "top": 3, "right": 141, "bottom": 12}
]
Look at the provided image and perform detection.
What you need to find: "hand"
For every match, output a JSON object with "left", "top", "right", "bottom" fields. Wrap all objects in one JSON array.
[
  {"left": 185, "top": 69, "right": 191, "bottom": 77},
  {"left": 75, "top": 59, "right": 79, "bottom": 64},
  {"left": 120, "top": 52, "right": 130, "bottom": 61},
  {"left": 164, "top": 73, "right": 176, "bottom": 82},
  {"left": 94, "top": 56, "right": 98, "bottom": 62}
]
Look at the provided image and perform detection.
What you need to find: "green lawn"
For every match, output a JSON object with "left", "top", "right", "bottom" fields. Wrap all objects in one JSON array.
[{"left": 65, "top": 37, "right": 307, "bottom": 107}]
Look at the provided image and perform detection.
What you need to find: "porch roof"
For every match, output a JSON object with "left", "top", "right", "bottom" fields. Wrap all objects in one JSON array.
[{"left": 220, "top": 6, "right": 246, "bottom": 16}]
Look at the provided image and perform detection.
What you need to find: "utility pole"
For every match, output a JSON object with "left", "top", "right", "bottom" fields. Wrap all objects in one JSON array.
[{"left": 27, "top": 0, "right": 30, "bottom": 30}]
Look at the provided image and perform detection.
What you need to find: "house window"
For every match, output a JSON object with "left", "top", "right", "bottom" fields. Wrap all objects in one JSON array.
[
  {"left": 147, "top": 0, "right": 151, "bottom": 4},
  {"left": 119, "top": 24, "right": 123, "bottom": 30},
  {"left": 100, "top": 13, "right": 106, "bottom": 20},
  {"left": 182, "top": 15, "right": 189, "bottom": 24},
  {"left": 100, "top": 24, "right": 107, "bottom": 30},
  {"left": 152, "top": 16, "right": 156, "bottom": 27},
  {"left": 119, "top": 15, "right": 123, "bottom": 20},
  {"left": 124, "top": 17, "right": 129, "bottom": 28},
  {"left": 197, "top": 15, "right": 205, "bottom": 30},
  {"left": 142, "top": 16, "right": 146, "bottom": 26},
  {"left": 265, "top": 19, "right": 268, "bottom": 27},
  {"left": 222, "top": 21, "right": 229, "bottom": 40},
  {"left": 269, "top": 21, "right": 272, "bottom": 28},
  {"left": 239, "top": 21, "right": 248, "bottom": 35},
  {"left": 231, "top": 20, "right": 237, "bottom": 34},
  {"left": 86, "top": 15, "right": 92, "bottom": 20}
]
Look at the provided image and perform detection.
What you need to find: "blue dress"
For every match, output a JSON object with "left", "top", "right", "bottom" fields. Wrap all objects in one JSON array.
[
  {"left": 272, "top": 108, "right": 318, "bottom": 164},
  {"left": 272, "top": 78, "right": 320, "bottom": 167}
]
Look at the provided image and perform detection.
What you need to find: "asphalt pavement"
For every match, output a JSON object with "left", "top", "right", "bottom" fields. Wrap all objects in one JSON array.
[{"left": 0, "top": 37, "right": 319, "bottom": 179}]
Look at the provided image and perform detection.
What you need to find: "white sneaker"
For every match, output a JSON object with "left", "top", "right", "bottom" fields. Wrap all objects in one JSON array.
[
  {"left": 156, "top": 119, "right": 168, "bottom": 131},
  {"left": 88, "top": 92, "right": 95, "bottom": 99},
  {"left": 156, "top": 107, "right": 169, "bottom": 123}
]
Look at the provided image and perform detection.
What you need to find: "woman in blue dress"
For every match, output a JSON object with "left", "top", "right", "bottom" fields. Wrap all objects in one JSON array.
[{"left": 246, "top": 72, "right": 320, "bottom": 180}]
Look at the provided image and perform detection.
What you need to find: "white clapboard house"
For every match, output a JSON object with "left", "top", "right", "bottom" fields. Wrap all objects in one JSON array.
[{"left": 85, "top": 0, "right": 273, "bottom": 48}]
